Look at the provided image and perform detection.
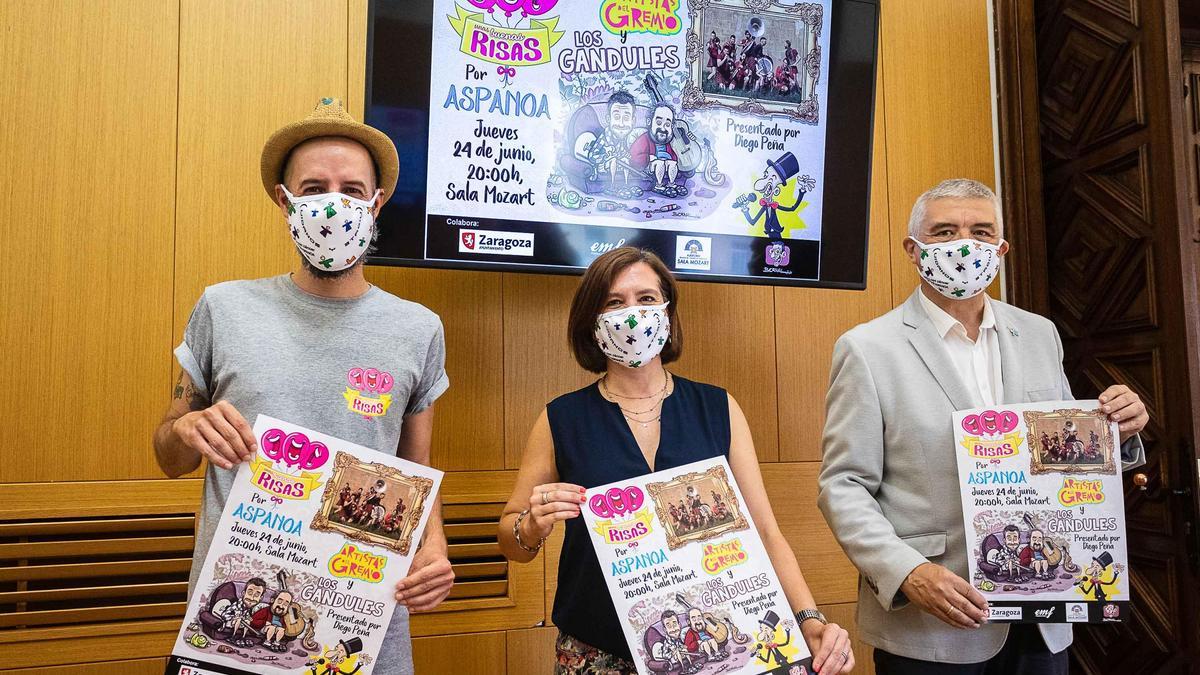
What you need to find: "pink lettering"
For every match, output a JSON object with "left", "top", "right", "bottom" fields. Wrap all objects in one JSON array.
[
  {"left": 603, "top": 5, "right": 627, "bottom": 28},
  {"left": 470, "top": 29, "right": 489, "bottom": 55}
]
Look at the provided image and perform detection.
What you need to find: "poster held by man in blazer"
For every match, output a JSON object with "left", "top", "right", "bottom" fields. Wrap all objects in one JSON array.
[{"left": 817, "top": 179, "right": 1149, "bottom": 674}]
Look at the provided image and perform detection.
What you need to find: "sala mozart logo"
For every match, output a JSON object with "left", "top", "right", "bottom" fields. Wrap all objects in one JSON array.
[
  {"left": 702, "top": 538, "right": 747, "bottom": 575},
  {"left": 600, "top": 0, "right": 681, "bottom": 36},
  {"left": 589, "top": 486, "right": 654, "bottom": 545},
  {"left": 249, "top": 428, "right": 329, "bottom": 500},
  {"left": 960, "top": 409, "right": 1024, "bottom": 459},
  {"left": 1058, "top": 477, "right": 1105, "bottom": 507},
  {"left": 328, "top": 542, "right": 387, "bottom": 583}
]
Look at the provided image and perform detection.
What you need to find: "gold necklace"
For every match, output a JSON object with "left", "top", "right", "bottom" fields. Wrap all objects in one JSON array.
[
  {"left": 600, "top": 371, "right": 670, "bottom": 401},
  {"left": 600, "top": 373, "right": 670, "bottom": 429},
  {"left": 621, "top": 411, "right": 661, "bottom": 429},
  {"left": 615, "top": 398, "right": 664, "bottom": 416}
]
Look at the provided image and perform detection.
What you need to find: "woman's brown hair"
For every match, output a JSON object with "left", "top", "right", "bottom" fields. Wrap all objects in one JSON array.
[{"left": 567, "top": 247, "right": 683, "bottom": 373}]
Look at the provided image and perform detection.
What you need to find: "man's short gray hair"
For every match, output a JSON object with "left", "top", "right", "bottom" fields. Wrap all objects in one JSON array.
[{"left": 907, "top": 178, "right": 1003, "bottom": 238}]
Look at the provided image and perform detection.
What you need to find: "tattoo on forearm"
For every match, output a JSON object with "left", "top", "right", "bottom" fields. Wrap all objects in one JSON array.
[
  {"left": 172, "top": 371, "right": 186, "bottom": 400},
  {"left": 187, "top": 383, "right": 206, "bottom": 411},
  {"left": 174, "top": 371, "right": 207, "bottom": 411}
]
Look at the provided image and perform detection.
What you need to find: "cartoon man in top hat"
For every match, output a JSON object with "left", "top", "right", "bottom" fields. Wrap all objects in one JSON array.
[
  {"left": 754, "top": 609, "right": 793, "bottom": 668},
  {"left": 1077, "top": 551, "right": 1120, "bottom": 602},
  {"left": 738, "top": 151, "right": 812, "bottom": 242},
  {"left": 309, "top": 636, "right": 364, "bottom": 675}
]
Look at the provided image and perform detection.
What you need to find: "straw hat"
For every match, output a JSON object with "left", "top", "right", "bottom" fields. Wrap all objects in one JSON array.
[{"left": 260, "top": 97, "right": 398, "bottom": 200}]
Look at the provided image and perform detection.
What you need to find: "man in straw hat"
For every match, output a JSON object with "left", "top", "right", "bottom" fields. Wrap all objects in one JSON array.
[{"left": 153, "top": 98, "right": 454, "bottom": 673}]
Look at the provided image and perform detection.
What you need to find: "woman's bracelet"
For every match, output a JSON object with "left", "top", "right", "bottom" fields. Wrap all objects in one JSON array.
[{"left": 514, "top": 508, "right": 546, "bottom": 553}]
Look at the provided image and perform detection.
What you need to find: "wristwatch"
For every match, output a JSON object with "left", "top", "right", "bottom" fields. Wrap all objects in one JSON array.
[{"left": 795, "top": 608, "right": 827, "bottom": 627}]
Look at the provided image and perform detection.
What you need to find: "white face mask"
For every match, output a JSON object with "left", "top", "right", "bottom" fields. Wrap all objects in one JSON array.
[
  {"left": 909, "top": 237, "right": 1004, "bottom": 300},
  {"left": 594, "top": 302, "right": 670, "bottom": 369},
  {"left": 281, "top": 186, "right": 379, "bottom": 272}
]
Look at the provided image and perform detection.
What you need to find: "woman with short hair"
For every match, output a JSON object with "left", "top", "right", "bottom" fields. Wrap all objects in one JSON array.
[{"left": 498, "top": 247, "right": 855, "bottom": 674}]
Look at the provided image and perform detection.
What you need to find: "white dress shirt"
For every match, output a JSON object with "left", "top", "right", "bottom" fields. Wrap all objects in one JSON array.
[{"left": 918, "top": 289, "right": 1004, "bottom": 407}]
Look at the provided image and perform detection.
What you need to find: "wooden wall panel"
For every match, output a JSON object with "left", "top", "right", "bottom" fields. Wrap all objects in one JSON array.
[
  {"left": 15, "top": 659, "right": 166, "bottom": 675},
  {"left": 543, "top": 527, "right": 565, "bottom": 626},
  {"left": 413, "top": 630, "right": 508, "bottom": 674},
  {"left": 776, "top": 54, "right": 895, "bottom": 463},
  {"left": 0, "top": 0, "right": 177, "bottom": 483},
  {"left": 762, "top": 463, "right": 858, "bottom": 605},
  {"left": 673, "top": 283, "right": 780, "bottom": 462},
  {"left": 410, "top": 471, "right": 546, "bottom": 637},
  {"left": 503, "top": 273, "right": 596, "bottom": 468},
  {"left": 0, "top": 623, "right": 179, "bottom": 671},
  {"left": 366, "top": 267, "right": 505, "bottom": 470},
  {"left": 174, "top": 0, "right": 348, "bottom": 344},
  {"left": 880, "top": 0, "right": 997, "bottom": 305},
  {"left": 507, "top": 627, "right": 558, "bottom": 674},
  {"left": 0, "top": 480, "right": 201, "bottom": 521}
]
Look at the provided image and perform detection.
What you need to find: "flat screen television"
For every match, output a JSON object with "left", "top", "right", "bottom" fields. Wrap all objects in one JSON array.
[{"left": 366, "top": 0, "right": 878, "bottom": 288}]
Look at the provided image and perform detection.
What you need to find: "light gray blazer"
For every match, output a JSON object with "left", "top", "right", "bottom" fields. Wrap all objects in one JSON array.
[{"left": 817, "top": 289, "right": 1144, "bottom": 664}]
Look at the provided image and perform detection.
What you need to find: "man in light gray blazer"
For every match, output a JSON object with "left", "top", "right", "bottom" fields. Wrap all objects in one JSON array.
[{"left": 817, "top": 179, "right": 1148, "bottom": 674}]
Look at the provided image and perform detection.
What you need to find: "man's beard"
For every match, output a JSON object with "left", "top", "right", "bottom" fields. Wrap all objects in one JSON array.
[
  {"left": 298, "top": 223, "right": 379, "bottom": 279},
  {"left": 273, "top": 605, "right": 288, "bottom": 616},
  {"left": 653, "top": 128, "right": 671, "bottom": 144},
  {"left": 303, "top": 256, "right": 362, "bottom": 279}
]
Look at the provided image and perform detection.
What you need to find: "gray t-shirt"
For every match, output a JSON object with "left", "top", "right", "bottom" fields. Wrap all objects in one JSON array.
[{"left": 175, "top": 274, "right": 449, "bottom": 674}]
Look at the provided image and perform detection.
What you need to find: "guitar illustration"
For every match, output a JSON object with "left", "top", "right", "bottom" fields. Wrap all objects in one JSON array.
[
  {"left": 642, "top": 73, "right": 704, "bottom": 173},
  {"left": 675, "top": 592, "right": 752, "bottom": 645}
]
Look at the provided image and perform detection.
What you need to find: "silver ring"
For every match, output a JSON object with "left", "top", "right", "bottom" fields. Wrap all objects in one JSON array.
[
  {"left": 840, "top": 650, "right": 849, "bottom": 660},
  {"left": 541, "top": 491, "right": 550, "bottom": 506}
]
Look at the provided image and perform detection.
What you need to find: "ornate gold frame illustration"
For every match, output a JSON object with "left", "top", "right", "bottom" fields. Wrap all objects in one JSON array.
[
  {"left": 646, "top": 463, "right": 749, "bottom": 550},
  {"left": 311, "top": 452, "right": 434, "bottom": 555},
  {"left": 1023, "top": 408, "right": 1116, "bottom": 475}
]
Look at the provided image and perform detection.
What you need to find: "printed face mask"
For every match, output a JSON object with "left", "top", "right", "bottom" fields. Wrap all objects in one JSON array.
[
  {"left": 909, "top": 237, "right": 1004, "bottom": 300},
  {"left": 281, "top": 186, "right": 379, "bottom": 272},
  {"left": 594, "top": 303, "right": 670, "bottom": 369}
]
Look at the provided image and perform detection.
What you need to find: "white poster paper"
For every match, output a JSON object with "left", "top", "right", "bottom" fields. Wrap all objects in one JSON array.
[
  {"left": 580, "top": 457, "right": 814, "bottom": 675},
  {"left": 952, "top": 401, "right": 1129, "bottom": 623},
  {"left": 166, "top": 415, "right": 443, "bottom": 674}
]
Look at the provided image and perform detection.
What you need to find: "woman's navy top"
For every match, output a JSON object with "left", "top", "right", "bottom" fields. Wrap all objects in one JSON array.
[{"left": 547, "top": 375, "right": 731, "bottom": 660}]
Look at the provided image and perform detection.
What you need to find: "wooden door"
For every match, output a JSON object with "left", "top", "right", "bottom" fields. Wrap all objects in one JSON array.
[{"left": 996, "top": 0, "right": 1200, "bottom": 672}]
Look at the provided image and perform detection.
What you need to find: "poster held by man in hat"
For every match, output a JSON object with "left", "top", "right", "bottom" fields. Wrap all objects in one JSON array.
[
  {"left": 951, "top": 401, "right": 1131, "bottom": 624},
  {"left": 163, "top": 415, "right": 443, "bottom": 674},
  {"left": 579, "top": 457, "right": 814, "bottom": 675}
]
